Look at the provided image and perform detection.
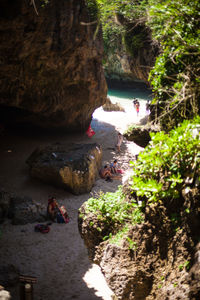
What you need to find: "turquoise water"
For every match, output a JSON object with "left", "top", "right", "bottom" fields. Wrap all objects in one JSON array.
[
  {"left": 107, "top": 88, "right": 152, "bottom": 115},
  {"left": 93, "top": 87, "right": 151, "bottom": 131},
  {"left": 108, "top": 88, "right": 152, "bottom": 101}
]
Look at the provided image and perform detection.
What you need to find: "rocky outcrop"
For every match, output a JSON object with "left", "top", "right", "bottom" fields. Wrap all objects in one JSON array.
[
  {"left": 0, "top": 0, "right": 107, "bottom": 131},
  {"left": 79, "top": 185, "right": 200, "bottom": 298},
  {"left": 0, "top": 265, "right": 19, "bottom": 291},
  {"left": 104, "top": 16, "right": 159, "bottom": 84},
  {"left": 123, "top": 124, "right": 159, "bottom": 148},
  {"left": 8, "top": 195, "right": 46, "bottom": 225},
  {"left": 102, "top": 97, "right": 125, "bottom": 112},
  {"left": 26, "top": 143, "right": 102, "bottom": 194},
  {"left": 0, "top": 190, "right": 46, "bottom": 225}
]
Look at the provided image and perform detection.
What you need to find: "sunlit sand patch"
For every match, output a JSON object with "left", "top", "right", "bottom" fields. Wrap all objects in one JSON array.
[
  {"left": 83, "top": 264, "right": 114, "bottom": 299},
  {"left": 93, "top": 97, "right": 148, "bottom": 134}
]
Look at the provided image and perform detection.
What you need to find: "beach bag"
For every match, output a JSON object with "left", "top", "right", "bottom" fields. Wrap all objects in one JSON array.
[
  {"left": 56, "top": 211, "right": 65, "bottom": 223},
  {"left": 34, "top": 224, "right": 50, "bottom": 233},
  {"left": 59, "top": 206, "right": 70, "bottom": 223}
]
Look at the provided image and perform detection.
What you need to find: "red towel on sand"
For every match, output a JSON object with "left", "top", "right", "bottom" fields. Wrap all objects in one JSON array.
[{"left": 117, "top": 169, "right": 124, "bottom": 174}]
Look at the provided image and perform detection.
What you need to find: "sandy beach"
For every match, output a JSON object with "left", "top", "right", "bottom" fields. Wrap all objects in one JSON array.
[{"left": 0, "top": 100, "right": 146, "bottom": 300}]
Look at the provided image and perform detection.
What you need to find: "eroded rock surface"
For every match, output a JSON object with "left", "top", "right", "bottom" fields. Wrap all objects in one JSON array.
[
  {"left": 103, "top": 97, "right": 125, "bottom": 112},
  {"left": 79, "top": 185, "right": 200, "bottom": 299},
  {"left": 0, "top": 190, "right": 46, "bottom": 225},
  {"left": 0, "top": 0, "right": 107, "bottom": 131},
  {"left": 26, "top": 143, "right": 102, "bottom": 194},
  {"left": 123, "top": 125, "right": 159, "bottom": 148}
]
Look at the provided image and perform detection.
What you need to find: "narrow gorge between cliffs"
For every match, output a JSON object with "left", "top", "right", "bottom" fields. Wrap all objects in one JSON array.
[{"left": 0, "top": 86, "right": 150, "bottom": 300}]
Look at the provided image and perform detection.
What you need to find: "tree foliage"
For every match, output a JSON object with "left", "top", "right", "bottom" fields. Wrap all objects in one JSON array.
[
  {"left": 86, "top": 0, "right": 200, "bottom": 130},
  {"left": 147, "top": 0, "right": 200, "bottom": 129},
  {"left": 130, "top": 116, "right": 200, "bottom": 203}
]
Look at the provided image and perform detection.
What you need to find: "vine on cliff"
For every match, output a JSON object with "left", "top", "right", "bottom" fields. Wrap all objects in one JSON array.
[
  {"left": 147, "top": 0, "right": 200, "bottom": 130},
  {"left": 130, "top": 116, "right": 200, "bottom": 203}
]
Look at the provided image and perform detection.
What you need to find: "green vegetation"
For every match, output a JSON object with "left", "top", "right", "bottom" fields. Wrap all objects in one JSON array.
[
  {"left": 82, "top": 0, "right": 200, "bottom": 251},
  {"left": 86, "top": 0, "right": 199, "bottom": 130},
  {"left": 85, "top": 186, "right": 144, "bottom": 226},
  {"left": 85, "top": 0, "right": 99, "bottom": 22},
  {"left": 83, "top": 186, "right": 144, "bottom": 243},
  {"left": 147, "top": 0, "right": 200, "bottom": 129},
  {"left": 178, "top": 260, "right": 190, "bottom": 271},
  {"left": 123, "top": 30, "right": 146, "bottom": 56},
  {"left": 86, "top": 0, "right": 148, "bottom": 59},
  {"left": 40, "top": 0, "right": 49, "bottom": 8},
  {"left": 130, "top": 116, "right": 200, "bottom": 203},
  {"left": 108, "top": 225, "right": 129, "bottom": 245}
]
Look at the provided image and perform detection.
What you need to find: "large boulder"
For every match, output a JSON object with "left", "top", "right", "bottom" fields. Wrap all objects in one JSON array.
[
  {"left": 0, "top": 190, "right": 46, "bottom": 224},
  {"left": 26, "top": 143, "right": 102, "bottom": 194},
  {"left": 78, "top": 186, "right": 200, "bottom": 299},
  {"left": 123, "top": 125, "right": 151, "bottom": 148},
  {"left": 0, "top": 190, "right": 10, "bottom": 223},
  {"left": 123, "top": 124, "right": 159, "bottom": 148},
  {"left": 8, "top": 195, "right": 46, "bottom": 225},
  {"left": 0, "top": 0, "right": 107, "bottom": 131}
]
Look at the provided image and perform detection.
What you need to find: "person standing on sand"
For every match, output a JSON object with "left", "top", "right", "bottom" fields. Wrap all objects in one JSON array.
[
  {"left": 135, "top": 101, "right": 140, "bottom": 116},
  {"left": 146, "top": 100, "right": 150, "bottom": 115},
  {"left": 116, "top": 132, "right": 123, "bottom": 152}
]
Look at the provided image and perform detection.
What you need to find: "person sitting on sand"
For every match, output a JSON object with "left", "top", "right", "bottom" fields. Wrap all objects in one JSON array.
[
  {"left": 99, "top": 165, "right": 113, "bottom": 182},
  {"left": 47, "top": 197, "right": 58, "bottom": 221},
  {"left": 110, "top": 159, "right": 118, "bottom": 174}
]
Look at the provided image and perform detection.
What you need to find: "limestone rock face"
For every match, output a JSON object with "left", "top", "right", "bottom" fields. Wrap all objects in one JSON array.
[
  {"left": 79, "top": 186, "right": 200, "bottom": 299},
  {"left": 104, "top": 21, "right": 159, "bottom": 84},
  {"left": 0, "top": 0, "right": 107, "bottom": 131},
  {"left": 8, "top": 195, "right": 47, "bottom": 225},
  {"left": 26, "top": 143, "right": 102, "bottom": 194},
  {"left": 123, "top": 125, "right": 159, "bottom": 148},
  {"left": 102, "top": 97, "right": 125, "bottom": 112}
]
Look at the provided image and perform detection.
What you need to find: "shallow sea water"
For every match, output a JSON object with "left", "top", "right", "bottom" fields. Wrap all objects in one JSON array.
[{"left": 93, "top": 87, "right": 152, "bottom": 132}]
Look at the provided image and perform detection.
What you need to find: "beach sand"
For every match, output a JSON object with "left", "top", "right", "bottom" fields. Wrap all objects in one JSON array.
[{"left": 0, "top": 102, "right": 145, "bottom": 300}]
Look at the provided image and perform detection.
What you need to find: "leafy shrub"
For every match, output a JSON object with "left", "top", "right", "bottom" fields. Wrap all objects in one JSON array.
[
  {"left": 123, "top": 30, "right": 146, "bottom": 56},
  {"left": 84, "top": 186, "right": 144, "bottom": 226},
  {"left": 86, "top": 0, "right": 99, "bottom": 21},
  {"left": 147, "top": 0, "right": 200, "bottom": 128},
  {"left": 130, "top": 117, "right": 200, "bottom": 203}
]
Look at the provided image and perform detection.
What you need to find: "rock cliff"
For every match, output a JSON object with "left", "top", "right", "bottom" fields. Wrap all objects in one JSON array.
[
  {"left": 104, "top": 15, "right": 159, "bottom": 85},
  {"left": 0, "top": 0, "right": 107, "bottom": 131}
]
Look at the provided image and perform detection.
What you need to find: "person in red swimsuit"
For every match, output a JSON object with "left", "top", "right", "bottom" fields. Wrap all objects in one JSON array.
[{"left": 47, "top": 197, "right": 58, "bottom": 221}]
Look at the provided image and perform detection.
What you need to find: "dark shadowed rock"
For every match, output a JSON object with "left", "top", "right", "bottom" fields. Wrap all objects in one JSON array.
[
  {"left": 79, "top": 188, "right": 200, "bottom": 299},
  {"left": 123, "top": 126, "right": 151, "bottom": 148},
  {"left": 26, "top": 143, "right": 102, "bottom": 194},
  {"left": 0, "top": 0, "right": 107, "bottom": 131},
  {"left": 0, "top": 265, "right": 19, "bottom": 288},
  {"left": 0, "top": 190, "right": 10, "bottom": 223},
  {"left": 8, "top": 195, "right": 46, "bottom": 225}
]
